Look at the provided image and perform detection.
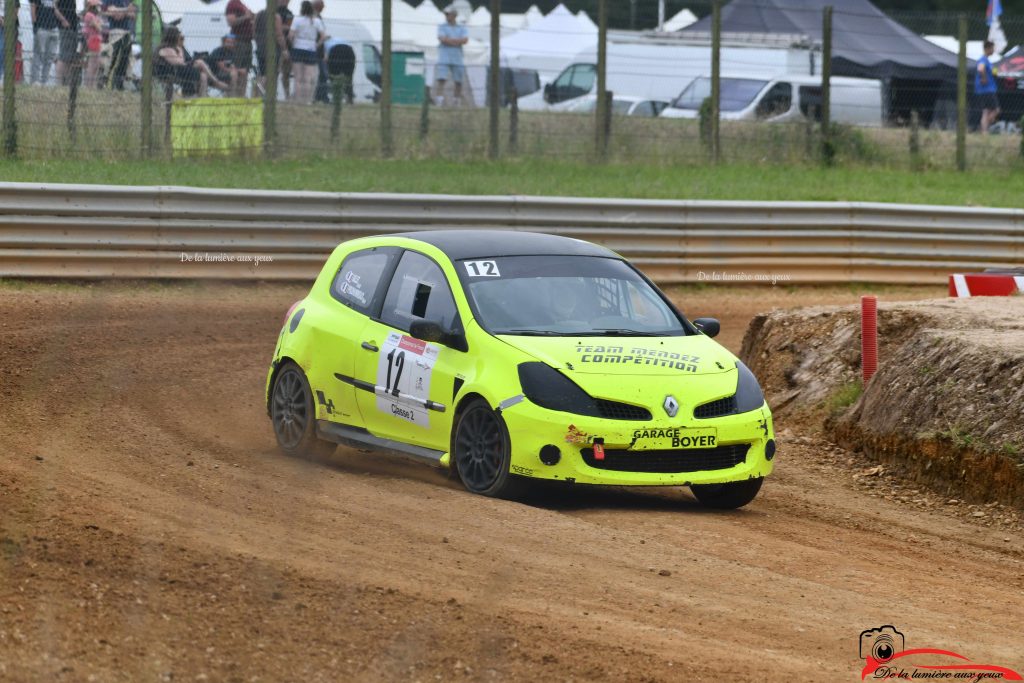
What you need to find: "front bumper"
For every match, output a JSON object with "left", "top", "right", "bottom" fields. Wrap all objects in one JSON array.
[{"left": 501, "top": 399, "right": 775, "bottom": 486}]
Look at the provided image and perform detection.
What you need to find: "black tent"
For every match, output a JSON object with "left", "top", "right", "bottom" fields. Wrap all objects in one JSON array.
[{"left": 682, "top": 0, "right": 962, "bottom": 123}]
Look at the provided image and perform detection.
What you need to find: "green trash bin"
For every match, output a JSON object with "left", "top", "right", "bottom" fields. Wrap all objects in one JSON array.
[{"left": 391, "top": 51, "right": 426, "bottom": 105}]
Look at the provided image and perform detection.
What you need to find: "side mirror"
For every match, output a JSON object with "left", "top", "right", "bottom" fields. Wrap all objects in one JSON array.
[
  {"left": 692, "top": 317, "right": 720, "bottom": 338},
  {"left": 409, "top": 320, "right": 447, "bottom": 343},
  {"left": 543, "top": 82, "right": 553, "bottom": 103}
]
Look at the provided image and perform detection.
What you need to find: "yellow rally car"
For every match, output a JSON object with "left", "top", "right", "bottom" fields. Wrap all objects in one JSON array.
[{"left": 267, "top": 231, "right": 775, "bottom": 508}]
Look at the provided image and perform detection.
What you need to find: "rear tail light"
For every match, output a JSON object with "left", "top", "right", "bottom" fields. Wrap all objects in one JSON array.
[{"left": 284, "top": 301, "right": 301, "bottom": 325}]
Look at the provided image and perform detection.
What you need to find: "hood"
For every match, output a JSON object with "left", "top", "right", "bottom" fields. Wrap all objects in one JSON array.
[{"left": 497, "top": 334, "right": 737, "bottom": 377}]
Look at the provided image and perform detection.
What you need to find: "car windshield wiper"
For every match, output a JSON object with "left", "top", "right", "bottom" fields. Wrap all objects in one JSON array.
[
  {"left": 498, "top": 329, "right": 567, "bottom": 336},
  {"left": 592, "top": 328, "right": 662, "bottom": 336}
]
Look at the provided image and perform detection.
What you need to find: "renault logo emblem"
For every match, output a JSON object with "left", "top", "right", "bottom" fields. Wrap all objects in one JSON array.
[{"left": 663, "top": 395, "right": 679, "bottom": 418}]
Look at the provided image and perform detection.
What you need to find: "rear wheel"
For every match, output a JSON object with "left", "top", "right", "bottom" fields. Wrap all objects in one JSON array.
[
  {"left": 690, "top": 477, "right": 763, "bottom": 509},
  {"left": 270, "top": 362, "right": 335, "bottom": 459},
  {"left": 453, "top": 399, "right": 515, "bottom": 497}
]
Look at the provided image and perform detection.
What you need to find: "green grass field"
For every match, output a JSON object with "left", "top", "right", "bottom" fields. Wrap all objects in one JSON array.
[{"left": 0, "top": 156, "right": 1019, "bottom": 207}]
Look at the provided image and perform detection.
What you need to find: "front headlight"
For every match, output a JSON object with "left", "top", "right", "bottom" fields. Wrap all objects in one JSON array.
[
  {"left": 517, "top": 362, "right": 601, "bottom": 416},
  {"left": 734, "top": 361, "right": 766, "bottom": 413}
]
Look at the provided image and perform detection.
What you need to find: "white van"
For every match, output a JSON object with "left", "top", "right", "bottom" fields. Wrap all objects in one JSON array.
[
  {"left": 661, "top": 74, "right": 883, "bottom": 126},
  {"left": 517, "top": 41, "right": 815, "bottom": 112}
]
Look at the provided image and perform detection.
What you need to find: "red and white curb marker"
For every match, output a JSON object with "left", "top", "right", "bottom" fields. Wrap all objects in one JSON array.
[
  {"left": 949, "top": 273, "right": 1024, "bottom": 298},
  {"left": 861, "top": 295, "right": 878, "bottom": 384}
]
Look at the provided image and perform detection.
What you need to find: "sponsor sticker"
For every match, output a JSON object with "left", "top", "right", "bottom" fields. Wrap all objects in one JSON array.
[
  {"left": 375, "top": 332, "right": 439, "bottom": 426},
  {"left": 630, "top": 427, "right": 717, "bottom": 450}
]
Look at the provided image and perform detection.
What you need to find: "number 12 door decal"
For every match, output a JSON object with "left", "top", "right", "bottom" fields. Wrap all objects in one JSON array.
[{"left": 375, "top": 332, "right": 440, "bottom": 426}]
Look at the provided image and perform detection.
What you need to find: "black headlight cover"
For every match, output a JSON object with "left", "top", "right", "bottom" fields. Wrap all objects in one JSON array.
[
  {"left": 734, "top": 361, "right": 766, "bottom": 413},
  {"left": 517, "top": 362, "right": 601, "bottom": 416}
]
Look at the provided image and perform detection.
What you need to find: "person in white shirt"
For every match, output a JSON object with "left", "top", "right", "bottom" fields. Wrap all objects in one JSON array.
[{"left": 288, "top": 0, "right": 325, "bottom": 103}]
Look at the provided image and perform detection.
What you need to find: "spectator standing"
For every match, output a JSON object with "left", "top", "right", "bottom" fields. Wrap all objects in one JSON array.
[
  {"left": 323, "top": 36, "right": 354, "bottom": 104},
  {"left": 0, "top": 0, "right": 20, "bottom": 78},
  {"left": 288, "top": 0, "right": 323, "bottom": 104},
  {"left": 54, "top": 0, "right": 78, "bottom": 84},
  {"left": 81, "top": 0, "right": 103, "bottom": 88},
  {"left": 976, "top": 39, "right": 1000, "bottom": 134},
  {"left": 435, "top": 4, "right": 467, "bottom": 107},
  {"left": 311, "top": 0, "right": 329, "bottom": 103},
  {"left": 224, "top": 0, "right": 253, "bottom": 96},
  {"left": 30, "top": 0, "right": 69, "bottom": 85},
  {"left": 103, "top": 0, "right": 136, "bottom": 90},
  {"left": 209, "top": 33, "right": 238, "bottom": 94},
  {"left": 254, "top": 0, "right": 292, "bottom": 98}
]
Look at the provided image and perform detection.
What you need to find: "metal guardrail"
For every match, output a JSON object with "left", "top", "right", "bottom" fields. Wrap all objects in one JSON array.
[{"left": 0, "top": 183, "right": 1021, "bottom": 283}]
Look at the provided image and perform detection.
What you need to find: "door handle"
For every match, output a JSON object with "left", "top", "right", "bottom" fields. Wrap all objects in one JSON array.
[{"left": 361, "top": 341, "right": 379, "bottom": 352}]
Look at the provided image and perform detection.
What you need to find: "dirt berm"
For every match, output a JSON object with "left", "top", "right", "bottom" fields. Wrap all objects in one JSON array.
[{"left": 741, "top": 297, "right": 1024, "bottom": 508}]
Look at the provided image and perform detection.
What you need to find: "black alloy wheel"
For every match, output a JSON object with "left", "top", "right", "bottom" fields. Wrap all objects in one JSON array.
[
  {"left": 453, "top": 399, "right": 514, "bottom": 497},
  {"left": 271, "top": 362, "right": 335, "bottom": 459}
]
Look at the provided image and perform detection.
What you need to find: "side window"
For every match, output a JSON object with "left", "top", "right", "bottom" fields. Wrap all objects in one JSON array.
[
  {"left": 362, "top": 44, "right": 382, "bottom": 86},
  {"left": 755, "top": 82, "right": 793, "bottom": 119},
  {"left": 331, "top": 249, "right": 391, "bottom": 313},
  {"left": 569, "top": 64, "right": 596, "bottom": 94},
  {"left": 380, "top": 251, "right": 459, "bottom": 332}
]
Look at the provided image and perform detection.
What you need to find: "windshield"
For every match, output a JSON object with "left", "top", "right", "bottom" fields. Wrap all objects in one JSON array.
[
  {"left": 458, "top": 255, "right": 686, "bottom": 336},
  {"left": 671, "top": 77, "right": 769, "bottom": 112}
]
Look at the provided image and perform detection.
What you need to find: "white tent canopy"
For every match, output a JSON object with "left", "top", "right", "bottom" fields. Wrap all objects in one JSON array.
[
  {"left": 500, "top": 3, "right": 597, "bottom": 83},
  {"left": 664, "top": 8, "right": 697, "bottom": 31}
]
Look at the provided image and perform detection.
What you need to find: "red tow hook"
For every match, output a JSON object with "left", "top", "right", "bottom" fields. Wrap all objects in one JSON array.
[{"left": 593, "top": 438, "right": 605, "bottom": 461}]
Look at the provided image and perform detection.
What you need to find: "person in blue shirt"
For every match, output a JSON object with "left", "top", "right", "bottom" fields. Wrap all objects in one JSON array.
[
  {"left": 435, "top": 5, "right": 467, "bottom": 106},
  {"left": 975, "top": 39, "right": 1000, "bottom": 133}
]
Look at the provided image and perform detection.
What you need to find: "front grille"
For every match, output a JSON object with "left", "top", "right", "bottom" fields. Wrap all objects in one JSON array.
[
  {"left": 694, "top": 395, "right": 737, "bottom": 419},
  {"left": 581, "top": 444, "right": 749, "bottom": 473},
  {"left": 594, "top": 399, "right": 652, "bottom": 421}
]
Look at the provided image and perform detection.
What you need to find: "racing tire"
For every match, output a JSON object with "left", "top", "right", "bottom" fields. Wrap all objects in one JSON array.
[
  {"left": 270, "top": 362, "right": 336, "bottom": 460},
  {"left": 690, "top": 477, "right": 763, "bottom": 509},
  {"left": 452, "top": 398, "right": 516, "bottom": 498}
]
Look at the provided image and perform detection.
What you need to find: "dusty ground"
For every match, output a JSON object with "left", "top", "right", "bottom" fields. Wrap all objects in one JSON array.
[{"left": 1, "top": 281, "right": 1022, "bottom": 683}]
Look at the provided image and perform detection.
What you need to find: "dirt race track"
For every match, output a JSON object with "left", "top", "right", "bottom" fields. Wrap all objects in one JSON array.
[{"left": 1, "top": 281, "right": 1022, "bottom": 683}]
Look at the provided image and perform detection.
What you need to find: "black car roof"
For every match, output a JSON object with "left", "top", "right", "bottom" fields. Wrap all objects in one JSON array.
[{"left": 393, "top": 230, "right": 619, "bottom": 260}]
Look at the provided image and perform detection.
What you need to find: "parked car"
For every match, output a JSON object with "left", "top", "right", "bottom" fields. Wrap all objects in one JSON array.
[
  {"left": 562, "top": 94, "right": 669, "bottom": 117},
  {"left": 661, "top": 74, "right": 883, "bottom": 127}
]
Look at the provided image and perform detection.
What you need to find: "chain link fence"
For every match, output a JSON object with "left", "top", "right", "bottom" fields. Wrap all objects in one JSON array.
[{"left": 0, "top": 0, "right": 1021, "bottom": 169}]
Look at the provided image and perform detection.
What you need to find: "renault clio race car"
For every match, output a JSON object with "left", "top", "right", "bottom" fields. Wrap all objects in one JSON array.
[{"left": 267, "top": 231, "right": 776, "bottom": 508}]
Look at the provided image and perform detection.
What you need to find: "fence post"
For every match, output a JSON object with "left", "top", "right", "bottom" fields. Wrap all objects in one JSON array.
[
  {"left": 164, "top": 83, "right": 173, "bottom": 151},
  {"left": 141, "top": 0, "right": 153, "bottom": 156},
  {"left": 711, "top": 0, "right": 721, "bottom": 164},
  {"left": 603, "top": 89, "right": 612, "bottom": 157},
  {"left": 508, "top": 84, "right": 518, "bottom": 154},
  {"left": 595, "top": 0, "right": 607, "bottom": 158},
  {"left": 263, "top": 0, "right": 278, "bottom": 157},
  {"left": 380, "top": 0, "right": 393, "bottom": 157},
  {"left": 67, "top": 65, "right": 78, "bottom": 142},
  {"left": 956, "top": 13, "right": 967, "bottom": 172},
  {"left": 2, "top": 0, "right": 17, "bottom": 157},
  {"left": 487, "top": 0, "right": 500, "bottom": 160},
  {"left": 330, "top": 77, "right": 344, "bottom": 142},
  {"left": 909, "top": 110, "right": 922, "bottom": 170},
  {"left": 419, "top": 84, "right": 430, "bottom": 140},
  {"left": 821, "top": 5, "right": 833, "bottom": 165}
]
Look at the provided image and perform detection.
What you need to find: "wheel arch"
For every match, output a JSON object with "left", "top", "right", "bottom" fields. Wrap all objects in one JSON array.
[{"left": 266, "top": 355, "right": 301, "bottom": 416}]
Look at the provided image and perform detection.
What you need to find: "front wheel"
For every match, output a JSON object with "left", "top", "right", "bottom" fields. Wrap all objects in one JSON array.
[
  {"left": 452, "top": 399, "right": 516, "bottom": 498},
  {"left": 690, "top": 477, "right": 763, "bottom": 509},
  {"left": 270, "top": 362, "right": 335, "bottom": 460}
]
